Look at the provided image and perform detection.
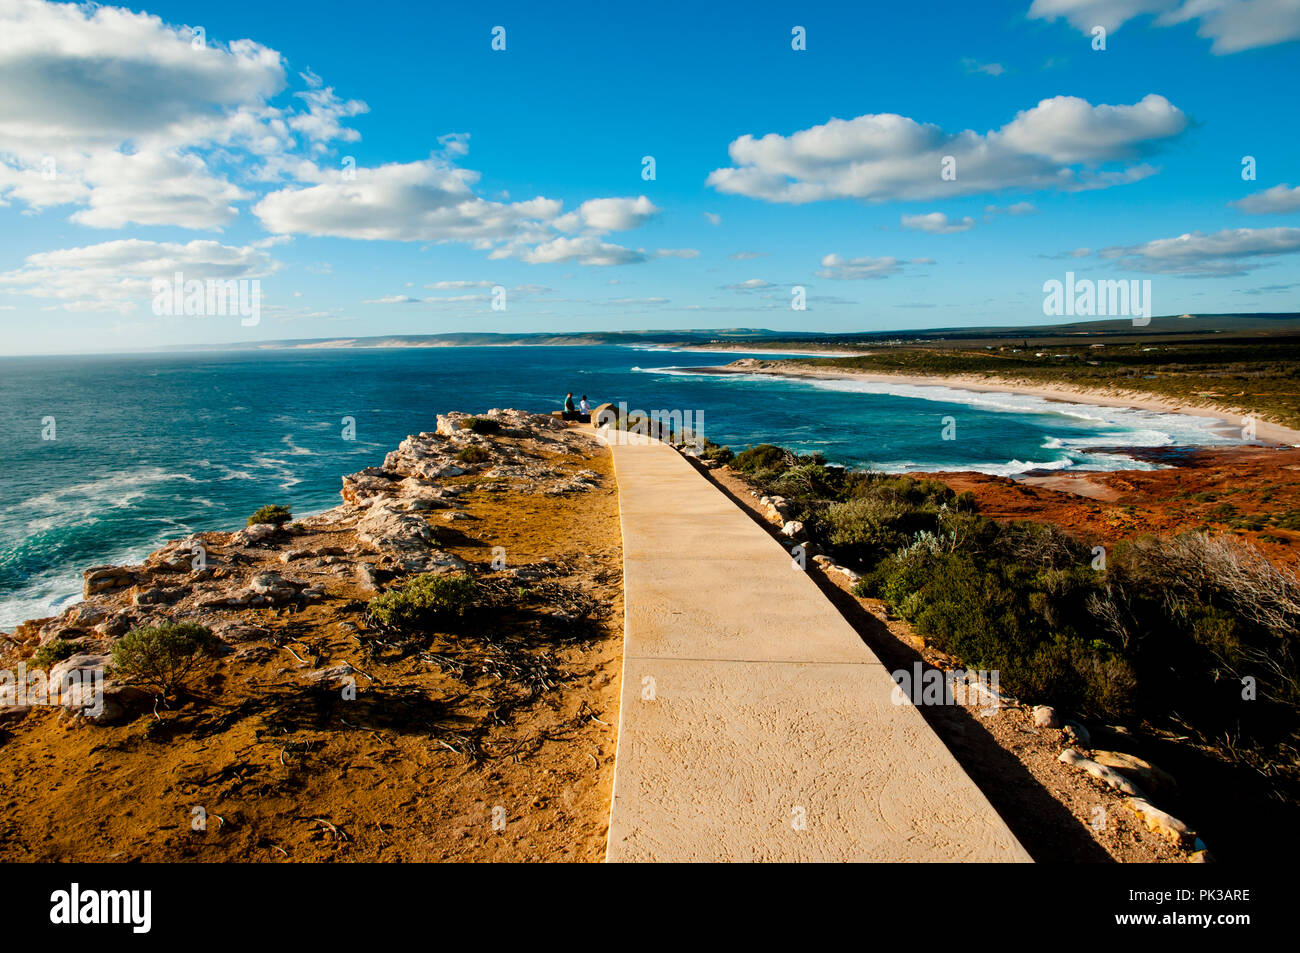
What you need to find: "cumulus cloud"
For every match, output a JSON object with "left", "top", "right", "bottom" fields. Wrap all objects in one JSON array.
[
  {"left": 1098, "top": 226, "right": 1300, "bottom": 276},
  {"left": 553, "top": 195, "right": 658, "bottom": 233},
  {"left": 706, "top": 95, "right": 1187, "bottom": 203},
  {"left": 491, "top": 235, "right": 647, "bottom": 267},
  {"left": 1231, "top": 184, "right": 1300, "bottom": 215},
  {"left": 1027, "top": 0, "right": 1300, "bottom": 53},
  {"left": 0, "top": 0, "right": 365, "bottom": 228},
  {"left": 817, "top": 254, "right": 931, "bottom": 280},
  {"left": 254, "top": 159, "right": 561, "bottom": 242},
  {"left": 256, "top": 162, "right": 667, "bottom": 264},
  {"left": 0, "top": 238, "right": 279, "bottom": 312},
  {"left": 901, "top": 212, "right": 976, "bottom": 233}
]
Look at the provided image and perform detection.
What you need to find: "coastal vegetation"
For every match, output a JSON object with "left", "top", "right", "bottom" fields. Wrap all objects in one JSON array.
[
  {"left": 109, "top": 621, "right": 222, "bottom": 702},
  {"left": 248, "top": 504, "right": 293, "bottom": 527},
  {"left": 461, "top": 416, "right": 502, "bottom": 435},
  {"left": 366, "top": 572, "right": 478, "bottom": 632},
  {"left": 31, "top": 637, "right": 77, "bottom": 671},
  {"left": 727, "top": 442, "right": 1300, "bottom": 791}
]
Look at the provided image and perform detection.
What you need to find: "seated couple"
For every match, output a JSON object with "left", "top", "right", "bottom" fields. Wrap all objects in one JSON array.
[{"left": 562, "top": 392, "right": 591, "bottom": 422}]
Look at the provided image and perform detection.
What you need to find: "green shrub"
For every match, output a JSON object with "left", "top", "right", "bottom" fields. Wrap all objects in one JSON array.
[
  {"left": 732, "top": 444, "right": 795, "bottom": 474},
  {"left": 110, "top": 622, "right": 222, "bottom": 700},
  {"left": 461, "top": 417, "right": 501, "bottom": 435},
  {"left": 694, "top": 438, "right": 733, "bottom": 465},
  {"left": 367, "top": 572, "right": 478, "bottom": 631},
  {"left": 32, "top": 638, "right": 78, "bottom": 671},
  {"left": 248, "top": 504, "right": 292, "bottom": 527},
  {"left": 823, "top": 496, "right": 913, "bottom": 558},
  {"left": 456, "top": 445, "right": 491, "bottom": 464}
]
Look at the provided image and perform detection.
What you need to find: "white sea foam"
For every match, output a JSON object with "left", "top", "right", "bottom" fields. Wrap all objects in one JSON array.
[{"left": 648, "top": 366, "right": 1243, "bottom": 459}]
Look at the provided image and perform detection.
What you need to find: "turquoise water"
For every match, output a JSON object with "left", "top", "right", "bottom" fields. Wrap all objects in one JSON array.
[{"left": 0, "top": 345, "right": 1243, "bottom": 627}]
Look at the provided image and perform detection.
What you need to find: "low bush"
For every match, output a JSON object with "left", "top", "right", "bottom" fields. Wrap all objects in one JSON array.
[
  {"left": 732, "top": 444, "right": 796, "bottom": 475},
  {"left": 110, "top": 622, "right": 222, "bottom": 700},
  {"left": 461, "top": 417, "right": 501, "bottom": 435},
  {"left": 367, "top": 572, "right": 478, "bottom": 632},
  {"left": 32, "top": 638, "right": 78, "bottom": 671},
  {"left": 248, "top": 504, "right": 292, "bottom": 527},
  {"left": 456, "top": 445, "right": 491, "bottom": 464}
]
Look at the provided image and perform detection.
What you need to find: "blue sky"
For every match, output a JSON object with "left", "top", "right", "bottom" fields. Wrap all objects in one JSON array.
[{"left": 0, "top": 0, "right": 1297, "bottom": 354}]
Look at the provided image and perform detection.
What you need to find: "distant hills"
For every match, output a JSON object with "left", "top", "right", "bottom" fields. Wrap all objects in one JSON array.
[{"left": 166, "top": 314, "right": 1300, "bottom": 352}]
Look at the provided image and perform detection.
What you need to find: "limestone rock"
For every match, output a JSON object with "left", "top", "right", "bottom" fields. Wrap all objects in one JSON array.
[
  {"left": 1123, "top": 797, "right": 1194, "bottom": 848},
  {"left": 1059, "top": 748, "right": 1146, "bottom": 797},
  {"left": 231, "top": 522, "right": 279, "bottom": 547},
  {"left": 1033, "top": 705, "right": 1061, "bottom": 729},
  {"left": 1093, "top": 751, "right": 1177, "bottom": 794},
  {"left": 48, "top": 653, "right": 110, "bottom": 689},
  {"left": 83, "top": 565, "right": 137, "bottom": 598},
  {"left": 133, "top": 585, "right": 186, "bottom": 607},
  {"left": 1063, "top": 720, "right": 1091, "bottom": 747},
  {"left": 355, "top": 563, "right": 381, "bottom": 594},
  {"left": 357, "top": 503, "right": 440, "bottom": 553}
]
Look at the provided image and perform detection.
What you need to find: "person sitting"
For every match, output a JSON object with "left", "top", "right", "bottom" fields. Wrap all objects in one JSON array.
[{"left": 562, "top": 392, "right": 579, "bottom": 421}]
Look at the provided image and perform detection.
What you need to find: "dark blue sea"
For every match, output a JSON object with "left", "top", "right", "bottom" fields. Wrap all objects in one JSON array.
[{"left": 0, "top": 345, "right": 1243, "bottom": 626}]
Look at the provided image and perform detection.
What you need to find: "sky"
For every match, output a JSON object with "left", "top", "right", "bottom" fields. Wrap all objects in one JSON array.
[{"left": 0, "top": 0, "right": 1297, "bottom": 354}]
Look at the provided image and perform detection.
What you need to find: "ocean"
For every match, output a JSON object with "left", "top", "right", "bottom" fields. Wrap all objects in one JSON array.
[{"left": 0, "top": 345, "right": 1245, "bottom": 628}]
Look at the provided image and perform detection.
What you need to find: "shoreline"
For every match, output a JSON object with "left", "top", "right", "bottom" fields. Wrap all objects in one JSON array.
[{"left": 685, "top": 359, "right": 1300, "bottom": 446}]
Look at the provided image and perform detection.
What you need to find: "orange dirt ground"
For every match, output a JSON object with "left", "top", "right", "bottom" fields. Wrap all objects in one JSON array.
[{"left": 0, "top": 443, "right": 623, "bottom": 863}]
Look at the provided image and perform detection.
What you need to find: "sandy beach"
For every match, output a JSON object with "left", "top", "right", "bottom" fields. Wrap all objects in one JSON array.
[{"left": 691, "top": 358, "right": 1300, "bottom": 446}]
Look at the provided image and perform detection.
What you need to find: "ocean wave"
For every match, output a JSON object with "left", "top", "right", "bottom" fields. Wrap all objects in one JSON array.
[
  {"left": 661, "top": 366, "right": 1242, "bottom": 450},
  {"left": 18, "top": 468, "right": 201, "bottom": 535},
  {"left": 880, "top": 452, "right": 1160, "bottom": 477}
]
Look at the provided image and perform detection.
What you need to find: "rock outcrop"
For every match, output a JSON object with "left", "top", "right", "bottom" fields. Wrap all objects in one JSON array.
[{"left": 0, "top": 408, "right": 604, "bottom": 726}]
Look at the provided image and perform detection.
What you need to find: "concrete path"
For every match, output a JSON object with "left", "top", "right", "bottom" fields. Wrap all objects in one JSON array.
[{"left": 603, "top": 436, "right": 1032, "bottom": 862}]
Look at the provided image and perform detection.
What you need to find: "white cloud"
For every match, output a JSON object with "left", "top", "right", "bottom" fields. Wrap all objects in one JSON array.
[
  {"left": 901, "top": 212, "right": 976, "bottom": 233},
  {"left": 817, "top": 254, "right": 931, "bottom": 280},
  {"left": 73, "top": 150, "right": 249, "bottom": 229},
  {"left": 704, "top": 212, "right": 722, "bottom": 225},
  {"left": 654, "top": 248, "right": 700, "bottom": 259},
  {"left": 729, "top": 250, "right": 768, "bottom": 260},
  {"left": 553, "top": 195, "right": 658, "bottom": 233},
  {"left": 1231, "top": 184, "right": 1300, "bottom": 215},
  {"left": 0, "top": 0, "right": 366, "bottom": 228},
  {"left": 1027, "top": 0, "right": 1300, "bottom": 54},
  {"left": 1098, "top": 226, "right": 1300, "bottom": 275},
  {"left": 725, "top": 279, "right": 775, "bottom": 290},
  {"left": 706, "top": 95, "right": 1186, "bottom": 203},
  {"left": 364, "top": 294, "right": 422, "bottom": 304},
  {"left": 0, "top": 238, "right": 279, "bottom": 312},
  {"left": 254, "top": 159, "right": 561, "bottom": 242},
  {"left": 492, "top": 235, "right": 647, "bottom": 266},
  {"left": 289, "top": 72, "right": 367, "bottom": 147}
]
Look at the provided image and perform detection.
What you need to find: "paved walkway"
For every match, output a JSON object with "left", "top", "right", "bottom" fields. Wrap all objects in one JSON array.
[{"left": 603, "top": 436, "right": 1032, "bottom": 862}]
